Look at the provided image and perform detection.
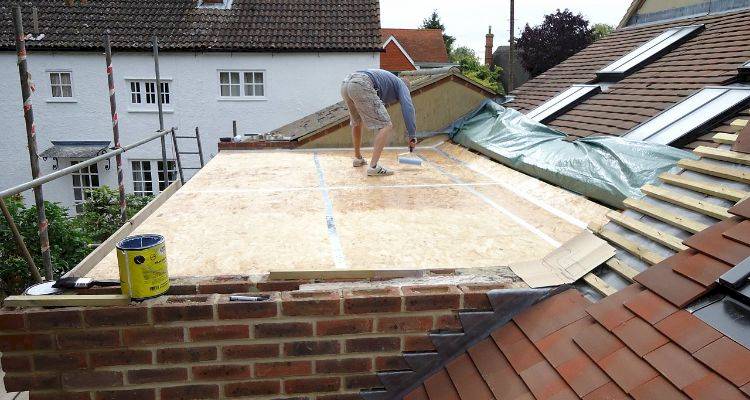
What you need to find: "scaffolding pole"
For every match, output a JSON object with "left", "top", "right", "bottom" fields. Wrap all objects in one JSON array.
[
  {"left": 0, "top": 197, "right": 43, "bottom": 284},
  {"left": 13, "top": 5, "right": 53, "bottom": 280},
  {"left": 508, "top": 0, "right": 515, "bottom": 92},
  {"left": 104, "top": 33, "right": 127, "bottom": 224},
  {"left": 152, "top": 36, "right": 170, "bottom": 189}
]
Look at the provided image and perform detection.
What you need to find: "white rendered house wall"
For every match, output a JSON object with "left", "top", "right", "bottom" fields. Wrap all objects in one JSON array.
[{"left": 0, "top": 51, "right": 378, "bottom": 211}]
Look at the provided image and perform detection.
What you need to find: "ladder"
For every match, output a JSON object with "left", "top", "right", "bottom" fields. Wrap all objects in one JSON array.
[{"left": 171, "top": 127, "right": 206, "bottom": 184}]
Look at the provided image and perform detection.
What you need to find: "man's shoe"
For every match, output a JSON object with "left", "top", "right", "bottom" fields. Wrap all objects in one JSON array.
[
  {"left": 353, "top": 157, "right": 367, "bottom": 167},
  {"left": 367, "top": 164, "right": 395, "bottom": 176}
]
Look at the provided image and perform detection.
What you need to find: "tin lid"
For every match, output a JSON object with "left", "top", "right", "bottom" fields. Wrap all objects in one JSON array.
[
  {"left": 24, "top": 281, "right": 63, "bottom": 296},
  {"left": 116, "top": 234, "right": 164, "bottom": 251}
]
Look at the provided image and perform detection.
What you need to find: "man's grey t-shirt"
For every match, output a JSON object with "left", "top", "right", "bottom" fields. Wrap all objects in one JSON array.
[{"left": 360, "top": 69, "right": 416, "bottom": 138}]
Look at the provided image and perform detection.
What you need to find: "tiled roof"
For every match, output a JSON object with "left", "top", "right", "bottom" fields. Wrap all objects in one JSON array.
[
  {"left": 0, "top": 0, "right": 382, "bottom": 52},
  {"left": 381, "top": 29, "right": 450, "bottom": 63},
  {"left": 507, "top": 9, "right": 750, "bottom": 149}
]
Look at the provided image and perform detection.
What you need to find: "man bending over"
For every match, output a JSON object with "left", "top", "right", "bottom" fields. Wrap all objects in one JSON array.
[{"left": 341, "top": 69, "right": 417, "bottom": 176}]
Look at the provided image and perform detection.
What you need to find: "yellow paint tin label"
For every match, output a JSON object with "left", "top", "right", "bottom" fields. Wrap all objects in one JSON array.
[{"left": 116, "top": 234, "right": 170, "bottom": 300}]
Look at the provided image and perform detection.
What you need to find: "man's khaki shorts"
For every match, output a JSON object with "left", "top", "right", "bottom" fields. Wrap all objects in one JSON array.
[{"left": 341, "top": 73, "right": 392, "bottom": 131}]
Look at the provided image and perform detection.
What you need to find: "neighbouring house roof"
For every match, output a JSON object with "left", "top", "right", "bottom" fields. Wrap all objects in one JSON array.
[
  {"left": 39, "top": 140, "right": 110, "bottom": 159},
  {"left": 507, "top": 9, "right": 750, "bottom": 150},
  {"left": 380, "top": 29, "right": 450, "bottom": 64},
  {"left": 0, "top": 0, "right": 382, "bottom": 52}
]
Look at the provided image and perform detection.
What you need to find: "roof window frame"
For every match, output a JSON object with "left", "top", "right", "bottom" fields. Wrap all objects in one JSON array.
[{"left": 525, "top": 84, "right": 601, "bottom": 123}]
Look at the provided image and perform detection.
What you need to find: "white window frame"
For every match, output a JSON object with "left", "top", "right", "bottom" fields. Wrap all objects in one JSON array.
[
  {"left": 131, "top": 160, "right": 154, "bottom": 196},
  {"left": 130, "top": 160, "right": 177, "bottom": 195},
  {"left": 46, "top": 70, "right": 76, "bottom": 103},
  {"left": 218, "top": 70, "right": 266, "bottom": 101},
  {"left": 70, "top": 160, "right": 101, "bottom": 213},
  {"left": 126, "top": 78, "right": 174, "bottom": 113}
]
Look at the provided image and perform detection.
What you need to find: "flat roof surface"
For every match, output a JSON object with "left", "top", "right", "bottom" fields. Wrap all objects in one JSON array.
[{"left": 86, "top": 138, "right": 610, "bottom": 279}]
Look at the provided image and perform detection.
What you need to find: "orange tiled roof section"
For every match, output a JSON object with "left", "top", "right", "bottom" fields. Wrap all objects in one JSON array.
[
  {"left": 403, "top": 200, "right": 750, "bottom": 399},
  {"left": 381, "top": 29, "right": 450, "bottom": 64},
  {"left": 507, "top": 9, "right": 750, "bottom": 150}
]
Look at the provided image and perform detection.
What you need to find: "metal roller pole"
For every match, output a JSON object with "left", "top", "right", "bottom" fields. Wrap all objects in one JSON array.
[
  {"left": 152, "top": 36, "right": 170, "bottom": 189},
  {"left": 104, "top": 33, "right": 127, "bottom": 224},
  {"left": 13, "top": 5, "right": 53, "bottom": 280}
]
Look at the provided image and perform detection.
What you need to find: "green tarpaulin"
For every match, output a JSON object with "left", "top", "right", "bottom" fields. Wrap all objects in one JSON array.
[{"left": 445, "top": 100, "right": 697, "bottom": 207}]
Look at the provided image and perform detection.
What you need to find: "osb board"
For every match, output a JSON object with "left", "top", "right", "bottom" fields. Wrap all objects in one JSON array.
[
  {"left": 86, "top": 143, "right": 611, "bottom": 279},
  {"left": 299, "top": 79, "right": 489, "bottom": 149}
]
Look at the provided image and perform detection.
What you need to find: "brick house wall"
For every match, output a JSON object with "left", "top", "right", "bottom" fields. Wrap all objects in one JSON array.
[
  {"left": 0, "top": 279, "right": 508, "bottom": 400},
  {"left": 380, "top": 41, "right": 416, "bottom": 72}
]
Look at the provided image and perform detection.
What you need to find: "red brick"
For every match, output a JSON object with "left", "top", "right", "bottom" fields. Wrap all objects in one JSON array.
[
  {"left": 254, "top": 322, "right": 312, "bottom": 338},
  {"left": 0, "top": 312, "right": 26, "bottom": 331},
  {"left": 91, "top": 349, "right": 152, "bottom": 367},
  {"left": 281, "top": 291, "right": 340, "bottom": 316},
  {"left": 377, "top": 316, "right": 433, "bottom": 333},
  {"left": 375, "top": 355, "right": 409, "bottom": 371},
  {"left": 344, "top": 287, "right": 402, "bottom": 314},
  {"left": 459, "top": 284, "right": 508, "bottom": 309},
  {"left": 344, "top": 374, "right": 381, "bottom": 389},
  {"left": 284, "top": 377, "right": 341, "bottom": 394},
  {"left": 345, "top": 337, "right": 401, "bottom": 353},
  {"left": 284, "top": 340, "right": 340, "bottom": 357},
  {"left": 29, "top": 392, "right": 90, "bottom": 400},
  {"left": 317, "top": 394, "right": 362, "bottom": 400},
  {"left": 192, "top": 364, "right": 252, "bottom": 381},
  {"left": 0, "top": 333, "right": 53, "bottom": 351},
  {"left": 128, "top": 367, "right": 187, "bottom": 384},
  {"left": 217, "top": 295, "right": 278, "bottom": 319},
  {"left": 222, "top": 343, "right": 278, "bottom": 360},
  {"left": 316, "top": 358, "right": 372, "bottom": 374},
  {"left": 166, "top": 284, "right": 198, "bottom": 295},
  {"left": 197, "top": 281, "right": 253, "bottom": 294},
  {"left": 255, "top": 361, "right": 311, "bottom": 378},
  {"left": 1, "top": 355, "right": 31, "bottom": 373},
  {"left": 95, "top": 389, "right": 156, "bottom": 400},
  {"left": 62, "top": 370, "right": 123, "bottom": 389},
  {"left": 57, "top": 330, "right": 118, "bottom": 350},
  {"left": 123, "top": 327, "right": 183, "bottom": 346},
  {"left": 404, "top": 335, "right": 435, "bottom": 352},
  {"left": 4, "top": 372, "right": 59, "bottom": 392},
  {"left": 224, "top": 380, "right": 280, "bottom": 397},
  {"left": 316, "top": 318, "right": 373, "bottom": 336},
  {"left": 83, "top": 306, "right": 148, "bottom": 327},
  {"left": 160, "top": 384, "right": 219, "bottom": 400},
  {"left": 157, "top": 346, "right": 217, "bottom": 364},
  {"left": 256, "top": 279, "right": 305, "bottom": 291},
  {"left": 27, "top": 309, "right": 83, "bottom": 330},
  {"left": 33, "top": 352, "right": 87, "bottom": 370},
  {"left": 152, "top": 303, "right": 214, "bottom": 323},
  {"left": 189, "top": 325, "right": 249, "bottom": 341},
  {"left": 435, "top": 313, "right": 462, "bottom": 330},
  {"left": 403, "top": 286, "right": 461, "bottom": 311}
]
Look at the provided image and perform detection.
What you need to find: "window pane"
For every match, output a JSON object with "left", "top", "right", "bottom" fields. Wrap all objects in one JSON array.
[
  {"left": 91, "top": 175, "right": 99, "bottom": 187},
  {"left": 220, "top": 85, "right": 230, "bottom": 97},
  {"left": 61, "top": 73, "right": 71, "bottom": 85},
  {"left": 62, "top": 86, "right": 73, "bottom": 97},
  {"left": 244, "top": 85, "right": 254, "bottom": 97},
  {"left": 254, "top": 72, "right": 263, "bottom": 83},
  {"left": 230, "top": 85, "right": 239, "bottom": 97},
  {"left": 230, "top": 72, "right": 239, "bottom": 84},
  {"left": 220, "top": 72, "right": 229, "bottom": 84},
  {"left": 72, "top": 174, "right": 80, "bottom": 186},
  {"left": 50, "top": 73, "right": 60, "bottom": 84},
  {"left": 90, "top": 163, "right": 98, "bottom": 173},
  {"left": 255, "top": 84, "right": 264, "bottom": 97},
  {"left": 244, "top": 73, "right": 253, "bottom": 84},
  {"left": 74, "top": 188, "right": 82, "bottom": 200},
  {"left": 51, "top": 86, "right": 62, "bottom": 98},
  {"left": 82, "top": 175, "right": 90, "bottom": 187}
]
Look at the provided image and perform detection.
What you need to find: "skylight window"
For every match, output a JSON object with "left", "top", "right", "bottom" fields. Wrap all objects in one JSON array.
[
  {"left": 597, "top": 24, "right": 704, "bottom": 81},
  {"left": 197, "top": 0, "right": 231, "bottom": 9},
  {"left": 526, "top": 84, "right": 601, "bottom": 123},
  {"left": 624, "top": 86, "right": 750, "bottom": 145}
]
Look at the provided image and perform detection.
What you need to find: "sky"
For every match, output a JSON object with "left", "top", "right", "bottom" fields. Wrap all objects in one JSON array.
[{"left": 380, "top": 0, "right": 632, "bottom": 57}]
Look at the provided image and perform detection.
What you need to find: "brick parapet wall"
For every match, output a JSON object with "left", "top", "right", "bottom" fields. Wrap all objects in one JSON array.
[{"left": 0, "top": 282, "right": 509, "bottom": 400}]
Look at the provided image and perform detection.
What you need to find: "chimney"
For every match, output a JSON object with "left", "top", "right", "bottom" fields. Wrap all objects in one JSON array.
[{"left": 485, "top": 26, "right": 494, "bottom": 67}]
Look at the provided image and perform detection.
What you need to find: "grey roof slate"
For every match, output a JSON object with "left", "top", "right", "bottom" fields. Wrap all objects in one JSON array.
[{"left": 0, "top": 0, "right": 381, "bottom": 52}]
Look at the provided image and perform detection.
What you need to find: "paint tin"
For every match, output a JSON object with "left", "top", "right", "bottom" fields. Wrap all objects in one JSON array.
[{"left": 116, "top": 234, "right": 170, "bottom": 300}]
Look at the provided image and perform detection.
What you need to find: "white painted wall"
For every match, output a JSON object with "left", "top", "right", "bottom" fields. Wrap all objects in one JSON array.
[{"left": 0, "top": 50, "right": 378, "bottom": 211}]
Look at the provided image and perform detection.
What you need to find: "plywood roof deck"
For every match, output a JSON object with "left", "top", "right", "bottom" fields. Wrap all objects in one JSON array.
[{"left": 86, "top": 139, "right": 610, "bottom": 279}]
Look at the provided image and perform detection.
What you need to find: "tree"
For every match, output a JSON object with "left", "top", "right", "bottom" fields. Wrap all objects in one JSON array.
[
  {"left": 0, "top": 196, "right": 91, "bottom": 295},
  {"left": 592, "top": 23, "right": 614, "bottom": 41},
  {"left": 421, "top": 10, "right": 456, "bottom": 54},
  {"left": 516, "top": 9, "right": 594, "bottom": 77},
  {"left": 73, "top": 186, "right": 153, "bottom": 243},
  {"left": 451, "top": 46, "right": 504, "bottom": 94}
]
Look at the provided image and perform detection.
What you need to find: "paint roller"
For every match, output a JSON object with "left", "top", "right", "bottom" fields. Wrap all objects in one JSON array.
[{"left": 398, "top": 138, "right": 422, "bottom": 166}]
